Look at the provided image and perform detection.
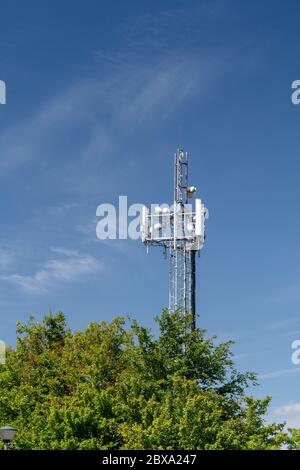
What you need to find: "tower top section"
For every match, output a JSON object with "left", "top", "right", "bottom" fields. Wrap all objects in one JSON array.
[{"left": 141, "top": 148, "right": 208, "bottom": 252}]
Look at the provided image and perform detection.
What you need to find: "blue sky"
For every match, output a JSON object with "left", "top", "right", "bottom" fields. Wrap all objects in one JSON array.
[{"left": 0, "top": 0, "right": 300, "bottom": 427}]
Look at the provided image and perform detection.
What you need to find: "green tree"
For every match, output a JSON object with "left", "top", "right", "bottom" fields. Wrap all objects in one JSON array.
[
  {"left": 0, "top": 309, "right": 289, "bottom": 449},
  {"left": 288, "top": 429, "right": 300, "bottom": 450}
]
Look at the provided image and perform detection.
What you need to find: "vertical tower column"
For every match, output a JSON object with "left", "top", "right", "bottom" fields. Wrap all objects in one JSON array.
[
  {"left": 169, "top": 148, "right": 196, "bottom": 328},
  {"left": 141, "top": 147, "right": 208, "bottom": 332},
  {"left": 190, "top": 250, "right": 196, "bottom": 330}
]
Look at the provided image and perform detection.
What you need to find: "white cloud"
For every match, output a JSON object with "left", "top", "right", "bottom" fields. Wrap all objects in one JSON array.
[
  {"left": 50, "top": 247, "right": 79, "bottom": 257},
  {"left": 274, "top": 403, "right": 300, "bottom": 416},
  {"left": 259, "top": 367, "right": 300, "bottom": 380},
  {"left": 268, "top": 403, "right": 300, "bottom": 429},
  {"left": 0, "top": 248, "right": 101, "bottom": 294}
]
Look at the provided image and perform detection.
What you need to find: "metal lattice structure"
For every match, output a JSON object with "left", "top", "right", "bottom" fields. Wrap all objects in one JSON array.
[{"left": 141, "top": 148, "right": 208, "bottom": 329}]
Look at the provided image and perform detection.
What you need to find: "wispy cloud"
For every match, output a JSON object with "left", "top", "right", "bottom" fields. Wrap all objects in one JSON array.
[
  {"left": 259, "top": 367, "right": 300, "bottom": 380},
  {"left": 0, "top": 249, "right": 14, "bottom": 269},
  {"left": 265, "top": 318, "right": 299, "bottom": 331},
  {"left": 0, "top": 247, "right": 101, "bottom": 294},
  {"left": 265, "top": 283, "right": 300, "bottom": 305},
  {"left": 268, "top": 402, "right": 300, "bottom": 429},
  {"left": 273, "top": 403, "right": 300, "bottom": 416},
  {"left": 50, "top": 247, "right": 80, "bottom": 257},
  {"left": 76, "top": 219, "right": 99, "bottom": 242},
  {"left": 0, "top": 48, "right": 235, "bottom": 189}
]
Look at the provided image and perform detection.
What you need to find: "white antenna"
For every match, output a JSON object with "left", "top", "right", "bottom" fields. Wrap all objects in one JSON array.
[{"left": 140, "top": 148, "right": 208, "bottom": 329}]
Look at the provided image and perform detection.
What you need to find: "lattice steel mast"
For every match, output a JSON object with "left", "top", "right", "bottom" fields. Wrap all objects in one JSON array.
[{"left": 141, "top": 148, "right": 208, "bottom": 329}]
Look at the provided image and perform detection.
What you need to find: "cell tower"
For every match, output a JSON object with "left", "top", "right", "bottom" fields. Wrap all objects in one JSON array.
[{"left": 141, "top": 148, "right": 208, "bottom": 329}]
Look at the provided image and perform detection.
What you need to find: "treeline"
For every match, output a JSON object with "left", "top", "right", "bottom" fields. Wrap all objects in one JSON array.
[{"left": 0, "top": 309, "right": 298, "bottom": 449}]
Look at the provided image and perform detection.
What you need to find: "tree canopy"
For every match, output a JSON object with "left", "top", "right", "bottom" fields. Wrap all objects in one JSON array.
[{"left": 0, "top": 309, "right": 295, "bottom": 449}]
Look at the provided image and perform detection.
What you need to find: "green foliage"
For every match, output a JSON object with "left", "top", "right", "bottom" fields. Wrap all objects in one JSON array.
[
  {"left": 288, "top": 429, "right": 300, "bottom": 450},
  {"left": 0, "top": 309, "right": 289, "bottom": 449}
]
